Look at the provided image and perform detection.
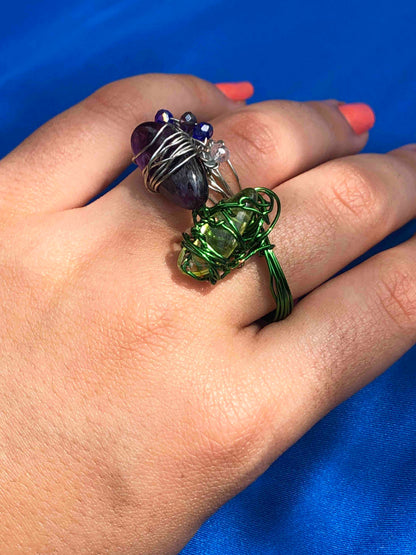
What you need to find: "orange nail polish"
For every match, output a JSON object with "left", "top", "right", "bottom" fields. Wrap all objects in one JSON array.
[
  {"left": 215, "top": 81, "right": 254, "bottom": 101},
  {"left": 338, "top": 103, "right": 375, "bottom": 134}
]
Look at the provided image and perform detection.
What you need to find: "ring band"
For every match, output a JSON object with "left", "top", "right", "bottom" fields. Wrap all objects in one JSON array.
[{"left": 131, "top": 109, "right": 293, "bottom": 322}]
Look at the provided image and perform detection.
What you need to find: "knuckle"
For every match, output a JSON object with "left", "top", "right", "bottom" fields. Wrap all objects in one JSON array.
[
  {"left": 324, "top": 157, "right": 386, "bottom": 228},
  {"left": 3, "top": 225, "right": 68, "bottom": 294},
  {"left": 300, "top": 312, "right": 362, "bottom": 407},
  {"left": 191, "top": 367, "right": 274, "bottom": 476},
  {"left": 82, "top": 73, "right": 215, "bottom": 126},
  {"left": 385, "top": 148, "right": 416, "bottom": 179},
  {"left": 83, "top": 79, "right": 140, "bottom": 124},
  {"left": 102, "top": 290, "right": 182, "bottom": 364},
  {"left": 374, "top": 253, "right": 416, "bottom": 332},
  {"left": 132, "top": 302, "right": 180, "bottom": 351},
  {"left": 172, "top": 73, "right": 213, "bottom": 108},
  {"left": 225, "top": 109, "right": 278, "bottom": 174}
]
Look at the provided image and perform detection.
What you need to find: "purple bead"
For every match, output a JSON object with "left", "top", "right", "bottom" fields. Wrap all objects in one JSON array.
[
  {"left": 131, "top": 121, "right": 208, "bottom": 210},
  {"left": 155, "top": 109, "right": 173, "bottom": 124},
  {"left": 179, "top": 111, "right": 197, "bottom": 134},
  {"left": 193, "top": 122, "right": 213, "bottom": 141}
]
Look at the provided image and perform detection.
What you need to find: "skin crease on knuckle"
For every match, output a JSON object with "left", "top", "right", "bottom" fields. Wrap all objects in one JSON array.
[
  {"left": 324, "top": 151, "right": 416, "bottom": 232},
  {"left": 82, "top": 78, "right": 148, "bottom": 126},
  {"left": 373, "top": 250, "right": 416, "bottom": 335},
  {"left": 222, "top": 108, "right": 281, "bottom": 181},
  {"left": 321, "top": 155, "right": 387, "bottom": 233}
]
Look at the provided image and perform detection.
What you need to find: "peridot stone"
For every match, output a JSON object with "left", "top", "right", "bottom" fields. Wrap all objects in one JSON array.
[{"left": 178, "top": 188, "right": 259, "bottom": 279}]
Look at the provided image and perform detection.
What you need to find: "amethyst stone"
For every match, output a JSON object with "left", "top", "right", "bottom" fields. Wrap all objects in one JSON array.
[{"left": 131, "top": 121, "right": 209, "bottom": 210}]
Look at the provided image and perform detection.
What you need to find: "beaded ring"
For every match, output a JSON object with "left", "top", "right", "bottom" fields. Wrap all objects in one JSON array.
[{"left": 131, "top": 109, "right": 293, "bottom": 322}]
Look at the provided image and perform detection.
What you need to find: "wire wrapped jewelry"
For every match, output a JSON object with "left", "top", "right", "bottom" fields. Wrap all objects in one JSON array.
[
  {"left": 177, "top": 186, "right": 293, "bottom": 322},
  {"left": 130, "top": 109, "right": 293, "bottom": 322},
  {"left": 131, "top": 109, "right": 239, "bottom": 209}
]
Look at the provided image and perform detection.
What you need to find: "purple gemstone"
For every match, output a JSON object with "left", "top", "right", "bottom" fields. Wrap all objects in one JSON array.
[
  {"left": 193, "top": 122, "right": 213, "bottom": 141},
  {"left": 180, "top": 111, "right": 197, "bottom": 134},
  {"left": 131, "top": 121, "right": 208, "bottom": 210},
  {"left": 131, "top": 122, "right": 172, "bottom": 170},
  {"left": 155, "top": 109, "right": 173, "bottom": 124}
]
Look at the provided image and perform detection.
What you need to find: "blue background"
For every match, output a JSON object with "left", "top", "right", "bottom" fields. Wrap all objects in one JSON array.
[{"left": 1, "top": 0, "right": 416, "bottom": 552}]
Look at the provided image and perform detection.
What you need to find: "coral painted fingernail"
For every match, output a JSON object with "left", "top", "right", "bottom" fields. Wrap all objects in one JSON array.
[
  {"left": 215, "top": 81, "right": 254, "bottom": 101},
  {"left": 338, "top": 103, "right": 375, "bottom": 134}
]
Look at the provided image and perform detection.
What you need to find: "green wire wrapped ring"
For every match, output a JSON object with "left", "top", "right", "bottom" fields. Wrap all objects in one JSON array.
[{"left": 177, "top": 186, "right": 293, "bottom": 322}]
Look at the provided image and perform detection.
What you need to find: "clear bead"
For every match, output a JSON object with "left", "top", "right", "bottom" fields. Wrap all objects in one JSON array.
[{"left": 209, "top": 140, "right": 230, "bottom": 164}]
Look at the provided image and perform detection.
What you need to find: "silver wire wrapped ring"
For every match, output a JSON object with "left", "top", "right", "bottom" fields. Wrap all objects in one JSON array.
[{"left": 131, "top": 109, "right": 240, "bottom": 210}]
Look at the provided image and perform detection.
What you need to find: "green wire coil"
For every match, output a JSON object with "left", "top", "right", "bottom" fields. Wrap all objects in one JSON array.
[{"left": 177, "top": 186, "right": 294, "bottom": 322}]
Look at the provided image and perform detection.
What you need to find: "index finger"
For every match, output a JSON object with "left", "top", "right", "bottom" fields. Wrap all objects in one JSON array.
[{"left": 0, "top": 73, "right": 245, "bottom": 214}]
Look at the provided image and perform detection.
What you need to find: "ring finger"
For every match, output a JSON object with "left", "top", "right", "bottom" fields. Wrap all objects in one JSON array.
[{"left": 222, "top": 145, "right": 416, "bottom": 327}]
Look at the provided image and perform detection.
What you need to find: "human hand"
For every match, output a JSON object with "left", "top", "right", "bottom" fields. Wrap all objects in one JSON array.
[{"left": 0, "top": 74, "right": 415, "bottom": 554}]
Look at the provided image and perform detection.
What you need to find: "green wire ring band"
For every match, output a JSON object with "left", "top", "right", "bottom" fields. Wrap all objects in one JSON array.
[{"left": 178, "top": 186, "right": 294, "bottom": 322}]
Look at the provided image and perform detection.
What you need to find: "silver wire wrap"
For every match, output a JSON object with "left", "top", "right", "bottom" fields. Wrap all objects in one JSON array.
[{"left": 131, "top": 117, "right": 241, "bottom": 203}]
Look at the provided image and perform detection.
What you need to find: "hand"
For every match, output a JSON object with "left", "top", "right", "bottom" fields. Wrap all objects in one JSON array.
[{"left": 0, "top": 73, "right": 415, "bottom": 554}]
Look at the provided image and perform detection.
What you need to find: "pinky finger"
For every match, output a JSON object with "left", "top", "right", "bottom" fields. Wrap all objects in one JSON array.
[{"left": 255, "top": 233, "right": 416, "bottom": 449}]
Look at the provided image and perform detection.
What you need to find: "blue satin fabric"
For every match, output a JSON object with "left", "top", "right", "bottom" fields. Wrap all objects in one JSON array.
[{"left": 1, "top": 1, "right": 416, "bottom": 552}]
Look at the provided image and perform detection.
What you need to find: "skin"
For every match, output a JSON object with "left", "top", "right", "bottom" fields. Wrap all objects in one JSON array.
[{"left": 0, "top": 73, "right": 415, "bottom": 554}]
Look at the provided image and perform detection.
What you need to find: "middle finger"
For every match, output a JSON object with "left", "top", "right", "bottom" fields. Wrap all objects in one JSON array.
[{"left": 102, "top": 98, "right": 372, "bottom": 225}]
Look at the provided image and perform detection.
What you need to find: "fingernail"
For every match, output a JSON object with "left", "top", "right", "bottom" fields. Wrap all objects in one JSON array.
[
  {"left": 215, "top": 81, "right": 254, "bottom": 102},
  {"left": 400, "top": 144, "right": 416, "bottom": 152},
  {"left": 338, "top": 103, "right": 375, "bottom": 134}
]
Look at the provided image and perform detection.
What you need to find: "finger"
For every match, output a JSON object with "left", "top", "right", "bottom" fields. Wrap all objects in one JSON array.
[
  {"left": 250, "top": 232, "right": 416, "bottom": 460},
  {"left": 98, "top": 98, "right": 374, "bottom": 273},
  {"left": 210, "top": 99, "right": 374, "bottom": 190},
  {"left": 217, "top": 146, "right": 416, "bottom": 327},
  {"left": 103, "top": 98, "right": 373, "bottom": 222},
  {"left": 0, "top": 74, "right": 243, "bottom": 215}
]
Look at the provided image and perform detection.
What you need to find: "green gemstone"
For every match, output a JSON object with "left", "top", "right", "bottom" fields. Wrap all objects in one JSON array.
[
  {"left": 177, "top": 241, "right": 208, "bottom": 277},
  {"left": 178, "top": 188, "right": 259, "bottom": 279}
]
